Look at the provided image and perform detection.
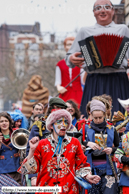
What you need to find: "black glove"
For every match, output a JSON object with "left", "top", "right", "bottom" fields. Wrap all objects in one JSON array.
[
  {"left": 121, "top": 156, "right": 129, "bottom": 165},
  {"left": 92, "top": 149, "right": 105, "bottom": 156}
]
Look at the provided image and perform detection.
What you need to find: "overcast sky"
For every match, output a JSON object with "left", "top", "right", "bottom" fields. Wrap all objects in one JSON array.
[{"left": 0, "top": 0, "right": 121, "bottom": 33}]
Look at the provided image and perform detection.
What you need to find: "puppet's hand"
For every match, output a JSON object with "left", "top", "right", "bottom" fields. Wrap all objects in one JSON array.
[
  {"left": 57, "top": 85, "right": 67, "bottom": 94},
  {"left": 69, "top": 52, "right": 84, "bottom": 68}
]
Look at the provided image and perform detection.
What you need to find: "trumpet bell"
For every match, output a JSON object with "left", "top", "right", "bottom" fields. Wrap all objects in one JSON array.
[{"left": 11, "top": 128, "right": 30, "bottom": 149}]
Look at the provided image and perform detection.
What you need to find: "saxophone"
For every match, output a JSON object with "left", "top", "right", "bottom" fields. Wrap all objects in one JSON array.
[{"left": 115, "top": 118, "right": 129, "bottom": 132}]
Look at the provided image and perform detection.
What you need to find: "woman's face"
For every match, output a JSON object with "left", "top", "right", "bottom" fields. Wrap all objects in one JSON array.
[
  {"left": 66, "top": 102, "right": 75, "bottom": 116},
  {"left": 15, "top": 119, "right": 22, "bottom": 128},
  {"left": 92, "top": 110, "right": 105, "bottom": 124},
  {"left": 0, "top": 116, "right": 10, "bottom": 131}
]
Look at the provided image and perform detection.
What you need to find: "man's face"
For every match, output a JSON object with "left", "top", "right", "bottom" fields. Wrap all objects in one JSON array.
[
  {"left": 93, "top": 0, "right": 114, "bottom": 26},
  {"left": 65, "top": 40, "right": 74, "bottom": 52},
  {"left": 32, "top": 105, "right": 44, "bottom": 116},
  {"left": 53, "top": 117, "right": 69, "bottom": 136}
]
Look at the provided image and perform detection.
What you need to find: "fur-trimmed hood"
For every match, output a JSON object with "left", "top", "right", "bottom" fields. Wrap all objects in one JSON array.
[{"left": 46, "top": 109, "right": 72, "bottom": 131}]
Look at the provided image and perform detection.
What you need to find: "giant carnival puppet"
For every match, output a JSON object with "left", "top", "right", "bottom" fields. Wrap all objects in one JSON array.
[
  {"left": 22, "top": 75, "right": 49, "bottom": 119},
  {"left": 65, "top": 0, "right": 129, "bottom": 117},
  {"left": 55, "top": 37, "right": 85, "bottom": 108}
]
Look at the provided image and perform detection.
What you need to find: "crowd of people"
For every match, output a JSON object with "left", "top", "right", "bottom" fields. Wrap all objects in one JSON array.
[
  {"left": 1, "top": 95, "right": 129, "bottom": 194},
  {"left": 1, "top": 0, "right": 129, "bottom": 193}
]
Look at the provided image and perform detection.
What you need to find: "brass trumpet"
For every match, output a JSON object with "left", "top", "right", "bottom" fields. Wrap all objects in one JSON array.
[{"left": 11, "top": 128, "right": 30, "bottom": 150}]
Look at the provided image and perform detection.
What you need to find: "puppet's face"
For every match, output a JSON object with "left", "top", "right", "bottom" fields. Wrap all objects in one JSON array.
[
  {"left": 93, "top": 0, "right": 114, "bottom": 26},
  {"left": 53, "top": 117, "right": 69, "bottom": 136},
  {"left": 65, "top": 40, "right": 74, "bottom": 52}
]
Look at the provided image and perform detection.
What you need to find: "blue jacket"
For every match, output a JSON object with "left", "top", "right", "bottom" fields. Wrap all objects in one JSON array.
[
  {"left": 84, "top": 124, "right": 116, "bottom": 175},
  {"left": 119, "top": 170, "right": 129, "bottom": 187},
  {"left": 72, "top": 118, "right": 77, "bottom": 126},
  {"left": 118, "top": 122, "right": 129, "bottom": 187},
  {"left": 125, "top": 121, "right": 129, "bottom": 134},
  {"left": 26, "top": 124, "right": 49, "bottom": 179},
  {"left": 0, "top": 142, "right": 20, "bottom": 173}
]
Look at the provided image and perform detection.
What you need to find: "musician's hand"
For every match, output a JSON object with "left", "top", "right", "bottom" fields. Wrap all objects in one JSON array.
[
  {"left": 85, "top": 173, "right": 101, "bottom": 184},
  {"left": 103, "top": 147, "right": 112, "bottom": 155},
  {"left": 57, "top": 85, "right": 67, "bottom": 94},
  {"left": 29, "top": 137, "right": 39, "bottom": 151},
  {"left": 0, "top": 132, "right": 3, "bottom": 148},
  {"left": 81, "top": 145, "right": 86, "bottom": 152},
  {"left": 31, "top": 177, "right": 37, "bottom": 186},
  {"left": 113, "top": 111, "right": 117, "bottom": 116},
  {"left": 69, "top": 52, "right": 85, "bottom": 67},
  {"left": 80, "top": 114, "right": 86, "bottom": 120},
  {"left": 87, "top": 142, "right": 101, "bottom": 150},
  {"left": 119, "top": 127, "right": 126, "bottom": 133}
]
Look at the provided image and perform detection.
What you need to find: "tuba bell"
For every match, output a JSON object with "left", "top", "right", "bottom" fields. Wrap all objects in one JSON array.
[{"left": 11, "top": 128, "right": 30, "bottom": 150}]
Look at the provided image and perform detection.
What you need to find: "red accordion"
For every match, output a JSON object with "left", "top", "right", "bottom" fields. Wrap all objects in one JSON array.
[{"left": 79, "top": 34, "right": 129, "bottom": 72}]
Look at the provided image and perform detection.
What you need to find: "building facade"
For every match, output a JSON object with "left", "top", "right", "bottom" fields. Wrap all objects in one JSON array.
[
  {"left": 0, "top": 22, "right": 43, "bottom": 110},
  {"left": 113, "top": 0, "right": 125, "bottom": 24},
  {"left": 125, "top": 0, "right": 129, "bottom": 26}
]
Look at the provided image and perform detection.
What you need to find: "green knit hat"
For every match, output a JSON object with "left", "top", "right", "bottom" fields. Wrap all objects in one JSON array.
[{"left": 49, "top": 97, "right": 67, "bottom": 109}]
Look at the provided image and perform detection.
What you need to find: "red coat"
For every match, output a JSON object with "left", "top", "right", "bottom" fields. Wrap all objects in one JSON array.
[
  {"left": 56, "top": 59, "right": 83, "bottom": 107},
  {"left": 34, "top": 136, "right": 90, "bottom": 194}
]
